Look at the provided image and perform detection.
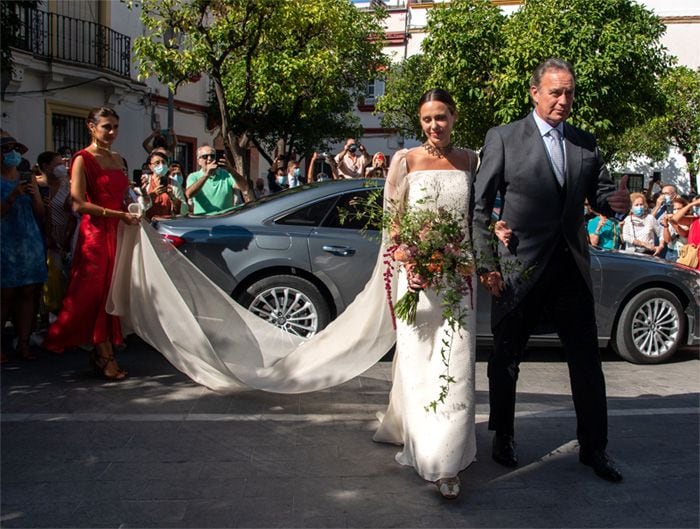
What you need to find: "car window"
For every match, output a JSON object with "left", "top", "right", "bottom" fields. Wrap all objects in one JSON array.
[
  {"left": 323, "top": 190, "right": 382, "bottom": 230},
  {"left": 275, "top": 196, "right": 337, "bottom": 226}
]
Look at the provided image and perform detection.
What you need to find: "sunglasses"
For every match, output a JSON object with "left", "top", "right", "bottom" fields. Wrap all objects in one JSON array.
[{"left": 199, "top": 153, "right": 217, "bottom": 160}]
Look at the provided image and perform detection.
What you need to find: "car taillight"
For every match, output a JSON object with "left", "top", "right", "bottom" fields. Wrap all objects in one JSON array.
[{"left": 162, "top": 234, "right": 185, "bottom": 247}]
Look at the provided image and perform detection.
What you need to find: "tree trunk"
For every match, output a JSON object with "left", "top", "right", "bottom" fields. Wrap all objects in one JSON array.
[{"left": 212, "top": 75, "right": 256, "bottom": 203}]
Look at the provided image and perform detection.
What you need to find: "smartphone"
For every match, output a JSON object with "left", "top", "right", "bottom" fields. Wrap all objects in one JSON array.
[
  {"left": 19, "top": 171, "right": 32, "bottom": 185},
  {"left": 159, "top": 175, "right": 169, "bottom": 187}
]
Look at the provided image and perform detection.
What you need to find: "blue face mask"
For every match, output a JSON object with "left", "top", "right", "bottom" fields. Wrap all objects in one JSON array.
[
  {"left": 293, "top": 168, "right": 301, "bottom": 177},
  {"left": 276, "top": 175, "right": 287, "bottom": 186},
  {"left": 632, "top": 206, "right": 645, "bottom": 217},
  {"left": 3, "top": 150, "right": 22, "bottom": 168},
  {"left": 170, "top": 172, "right": 183, "bottom": 186},
  {"left": 152, "top": 163, "right": 169, "bottom": 177}
]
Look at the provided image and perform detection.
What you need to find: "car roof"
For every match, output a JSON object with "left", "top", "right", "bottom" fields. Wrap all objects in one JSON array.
[{"left": 155, "top": 179, "right": 385, "bottom": 230}]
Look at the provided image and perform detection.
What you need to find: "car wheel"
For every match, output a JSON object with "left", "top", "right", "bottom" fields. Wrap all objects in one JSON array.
[
  {"left": 613, "top": 288, "right": 686, "bottom": 364},
  {"left": 240, "top": 275, "right": 331, "bottom": 338}
]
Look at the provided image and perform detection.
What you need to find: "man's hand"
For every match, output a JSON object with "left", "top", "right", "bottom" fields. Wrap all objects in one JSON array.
[
  {"left": 606, "top": 174, "right": 631, "bottom": 213},
  {"left": 479, "top": 271, "right": 504, "bottom": 298},
  {"left": 204, "top": 159, "right": 218, "bottom": 176}
]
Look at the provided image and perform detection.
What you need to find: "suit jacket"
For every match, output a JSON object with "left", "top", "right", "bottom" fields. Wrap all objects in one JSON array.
[{"left": 472, "top": 112, "right": 618, "bottom": 327}]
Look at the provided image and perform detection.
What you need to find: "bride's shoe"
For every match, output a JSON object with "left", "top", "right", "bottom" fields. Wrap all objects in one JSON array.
[{"left": 436, "top": 476, "right": 460, "bottom": 499}]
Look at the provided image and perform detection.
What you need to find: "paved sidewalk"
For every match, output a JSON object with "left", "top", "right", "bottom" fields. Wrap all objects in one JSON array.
[{"left": 1, "top": 338, "right": 698, "bottom": 528}]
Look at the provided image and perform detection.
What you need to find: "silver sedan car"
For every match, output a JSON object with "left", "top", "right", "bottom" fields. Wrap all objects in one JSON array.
[{"left": 154, "top": 179, "right": 700, "bottom": 364}]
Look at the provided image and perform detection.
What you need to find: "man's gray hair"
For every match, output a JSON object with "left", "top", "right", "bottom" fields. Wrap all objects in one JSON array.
[
  {"left": 197, "top": 144, "right": 214, "bottom": 157},
  {"left": 530, "top": 58, "right": 577, "bottom": 89}
]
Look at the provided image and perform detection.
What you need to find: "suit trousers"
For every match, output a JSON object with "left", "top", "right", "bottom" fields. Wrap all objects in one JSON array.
[{"left": 487, "top": 243, "right": 609, "bottom": 452}]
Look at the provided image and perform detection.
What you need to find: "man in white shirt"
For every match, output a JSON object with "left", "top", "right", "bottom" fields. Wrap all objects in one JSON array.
[{"left": 334, "top": 138, "right": 370, "bottom": 179}]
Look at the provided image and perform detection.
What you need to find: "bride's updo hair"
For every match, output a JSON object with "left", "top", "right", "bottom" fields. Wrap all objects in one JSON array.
[{"left": 418, "top": 88, "right": 457, "bottom": 115}]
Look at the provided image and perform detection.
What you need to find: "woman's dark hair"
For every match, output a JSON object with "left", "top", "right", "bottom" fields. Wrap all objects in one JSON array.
[
  {"left": 37, "top": 151, "right": 60, "bottom": 170},
  {"left": 418, "top": 88, "right": 457, "bottom": 115},
  {"left": 147, "top": 151, "right": 169, "bottom": 165},
  {"left": 86, "top": 106, "right": 119, "bottom": 127}
]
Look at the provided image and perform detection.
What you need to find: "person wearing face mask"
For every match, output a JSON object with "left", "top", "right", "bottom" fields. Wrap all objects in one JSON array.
[
  {"left": 671, "top": 196, "right": 700, "bottom": 269},
  {"left": 144, "top": 152, "right": 182, "bottom": 219},
  {"left": 651, "top": 184, "right": 678, "bottom": 220},
  {"left": 36, "top": 151, "right": 77, "bottom": 317},
  {"left": 334, "top": 138, "right": 370, "bottom": 179},
  {"left": 286, "top": 161, "right": 302, "bottom": 188},
  {"left": 1, "top": 131, "right": 48, "bottom": 362},
  {"left": 621, "top": 192, "right": 664, "bottom": 256},
  {"left": 273, "top": 167, "right": 288, "bottom": 191},
  {"left": 168, "top": 162, "right": 189, "bottom": 215}
]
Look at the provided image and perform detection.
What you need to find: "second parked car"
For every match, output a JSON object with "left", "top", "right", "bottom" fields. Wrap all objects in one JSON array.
[{"left": 154, "top": 179, "right": 700, "bottom": 364}]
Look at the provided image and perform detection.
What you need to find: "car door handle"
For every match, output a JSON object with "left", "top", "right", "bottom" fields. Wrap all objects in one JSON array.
[{"left": 322, "top": 245, "right": 356, "bottom": 256}]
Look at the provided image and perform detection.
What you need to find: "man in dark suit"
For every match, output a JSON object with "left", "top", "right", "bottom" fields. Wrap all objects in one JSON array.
[{"left": 473, "top": 58, "right": 630, "bottom": 482}]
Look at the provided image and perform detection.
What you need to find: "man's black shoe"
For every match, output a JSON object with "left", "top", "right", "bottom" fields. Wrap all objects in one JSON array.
[
  {"left": 579, "top": 449, "right": 623, "bottom": 482},
  {"left": 492, "top": 433, "right": 518, "bottom": 467}
]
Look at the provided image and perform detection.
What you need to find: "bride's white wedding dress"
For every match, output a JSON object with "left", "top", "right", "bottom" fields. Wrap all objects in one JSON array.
[{"left": 107, "top": 148, "right": 477, "bottom": 482}]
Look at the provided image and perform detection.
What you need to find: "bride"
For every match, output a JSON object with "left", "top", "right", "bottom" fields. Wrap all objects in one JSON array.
[{"left": 108, "top": 89, "right": 479, "bottom": 499}]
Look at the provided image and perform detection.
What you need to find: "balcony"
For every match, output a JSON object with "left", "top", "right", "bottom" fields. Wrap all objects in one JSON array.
[{"left": 13, "top": 6, "right": 131, "bottom": 78}]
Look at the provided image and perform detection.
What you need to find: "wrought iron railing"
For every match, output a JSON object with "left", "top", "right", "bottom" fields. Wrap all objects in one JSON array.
[{"left": 13, "top": 6, "right": 131, "bottom": 78}]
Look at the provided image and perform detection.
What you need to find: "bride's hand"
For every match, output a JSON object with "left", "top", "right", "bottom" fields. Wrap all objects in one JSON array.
[{"left": 405, "top": 263, "right": 428, "bottom": 292}]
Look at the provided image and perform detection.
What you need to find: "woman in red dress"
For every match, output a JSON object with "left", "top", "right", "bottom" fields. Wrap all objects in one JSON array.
[{"left": 44, "top": 107, "right": 139, "bottom": 379}]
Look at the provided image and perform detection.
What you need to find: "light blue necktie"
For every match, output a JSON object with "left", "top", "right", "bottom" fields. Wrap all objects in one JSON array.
[{"left": 548, "top": 128, "right": 565, "bottom": 187}]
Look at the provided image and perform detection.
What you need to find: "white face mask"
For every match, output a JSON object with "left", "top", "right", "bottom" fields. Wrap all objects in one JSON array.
[{"left": 53, "top": 164, "right": 68, "bottom": 178}]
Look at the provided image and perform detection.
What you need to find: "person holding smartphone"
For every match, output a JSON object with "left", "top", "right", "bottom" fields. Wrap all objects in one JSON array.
[
  {"left": 185, "top": 145, "right": 242, "bottom": 215},
  {"left": 1, "top": 131, "right": 47, "bottom": 362},
  {"left": 144, "top": 151, "right": 181, "bottom": 219}
]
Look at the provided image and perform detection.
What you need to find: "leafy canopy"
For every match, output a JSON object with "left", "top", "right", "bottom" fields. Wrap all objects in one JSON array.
[
  {"left": 132, "top": 0, "right": 387, "bottom": 177},
  {"left": 378, "top": 0, "right": 672, "bottom": 162}
]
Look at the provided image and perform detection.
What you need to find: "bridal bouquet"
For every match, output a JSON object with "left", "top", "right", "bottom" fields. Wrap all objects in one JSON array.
[{"left": 390, "top": 204, "right": 475, "bottom": 325}]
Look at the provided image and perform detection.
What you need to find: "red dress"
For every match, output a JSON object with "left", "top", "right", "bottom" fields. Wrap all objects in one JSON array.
[{"left": 44, "top": 150, "right": 129, "bottom": 351}]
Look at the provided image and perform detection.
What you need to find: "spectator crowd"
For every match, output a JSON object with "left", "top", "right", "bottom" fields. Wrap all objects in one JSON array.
[{"left": 1, "top": 116, "right": 699, "bottom": 369}]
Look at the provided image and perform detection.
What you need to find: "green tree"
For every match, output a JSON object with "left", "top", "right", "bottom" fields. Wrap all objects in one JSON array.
[
  {"left": 616, "top": 66, "right": 700, "bottom": 192},
  {"left": 379, "top": 0, "right": 672, "bottom": 160},
  {"left": 131, "top": 0, "right": 386, "bottom": 201},
  {"left": 378, "top": 0, "right": 504, "bottom": 149},
  {"left": 495, "top": 0, "right": 672, "bottom": 160}
]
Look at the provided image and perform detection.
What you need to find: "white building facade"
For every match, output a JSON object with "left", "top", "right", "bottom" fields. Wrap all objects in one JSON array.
[{"left": 2, "top": 0, "right": 697, "bottom": 188}]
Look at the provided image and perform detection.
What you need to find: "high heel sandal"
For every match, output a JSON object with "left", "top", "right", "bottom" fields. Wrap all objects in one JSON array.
[
  {"left": 91, "top": 352, "right": 127, "bottom": 381},
  {"left": 436, "top": 477, "right": 460, "bottom": 499}
]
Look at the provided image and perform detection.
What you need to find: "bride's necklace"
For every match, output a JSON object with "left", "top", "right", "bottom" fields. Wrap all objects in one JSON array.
[{"left": 423, "top": 142, "right": 453, "bottom": 159}]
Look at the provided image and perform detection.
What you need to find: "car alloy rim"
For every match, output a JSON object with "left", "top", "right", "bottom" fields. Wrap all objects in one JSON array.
[
  {"left": 630, "top": 297, "right": 680, "bottom": 358},
  {"left": 249, "top": 287, "right": 319, "bottom": 337}
]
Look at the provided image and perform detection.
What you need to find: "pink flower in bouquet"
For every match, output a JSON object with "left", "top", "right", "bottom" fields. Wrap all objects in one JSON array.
[{"left": 393, "top": 244, "right": 418, "bottom": 263}]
